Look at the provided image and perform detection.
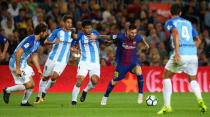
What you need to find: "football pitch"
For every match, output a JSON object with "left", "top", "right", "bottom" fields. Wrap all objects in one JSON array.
[{"left": 0, "top": 92, "right": 209, "bottom": 117}]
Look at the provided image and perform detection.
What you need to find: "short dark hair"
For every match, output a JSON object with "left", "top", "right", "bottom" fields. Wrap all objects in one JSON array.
[
  {"left": 34, "top": 23, "right": 48, "bottom": 35},
  {"left": 128, "top": 24, "right": 136, "bottom": 30},
  {"left": 170, "top": 4, "right": 182, "bottom": 16},
  {"left": 62, "top": 15, "right": 73, "bottom": 22},
  {"left": 82, "top": 20, "right": 91, "bottom": 27}
]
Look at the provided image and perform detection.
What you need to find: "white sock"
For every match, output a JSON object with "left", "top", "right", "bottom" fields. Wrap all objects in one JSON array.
[
  {"left": 84, "top": 81, "right": 95, "bottom": 92},
  {"left": 190, "top": 80, "right": 202, "bottom": 100},
  {"left": 44, "top": 79, "right": 56, "bottom": 93},
  {"left": 163, "top": 79, "right": 172, "bottom": 108},
  {"left": 22, "top": 89, "right": 33, "bottom": 104},
  {"left": 6, "top": 85, "right": 26, "bottom": 93},
  {"left": 72, "top": 85, "right": 80, "bottom": 102},
  {"left": 38, "top": 79, "right": 47, "bottom": 97}
]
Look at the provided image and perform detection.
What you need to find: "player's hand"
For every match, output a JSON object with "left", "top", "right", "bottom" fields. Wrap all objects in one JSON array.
[
  {"left": 53, "top": 39, "right": 60, "bottom": 44},
  {"left": 174, "top": 53, "right": 180, "bottom": 64},
  {"left": 0, "top": 53, "right": 6, "bottom": 60},
  {"left": 38, "top": 70, "right": 44, "bottom": 79},
  {"left": 16, "top": 69, "right": 22, "bottom": 77},
  {"left": 88, "top": 34, "right": 97, "bottom": 41},
  {"left": 145, "top": 43, "right": 150, "bottom": 49}
]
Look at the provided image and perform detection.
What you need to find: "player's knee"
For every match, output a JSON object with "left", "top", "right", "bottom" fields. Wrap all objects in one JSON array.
[
  {"left": 51, "top": 72, "right": 59, "bottom": 81},
  {"left": 111, "top": 80, "right": 118, "bottom": 86},
  {"left": 43, "top": 76, "right": 49, "bottom": 81},
  {"left": 91, "top": 76, "right": 99, "bottom": 84},
  {"left": 76, "top": 76, "right": 85, "bottom": 87}
]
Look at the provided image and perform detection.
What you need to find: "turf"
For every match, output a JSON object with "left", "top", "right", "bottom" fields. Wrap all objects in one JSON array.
[{"left": 0, "top": 92, "right": 209, "bottom": 117}]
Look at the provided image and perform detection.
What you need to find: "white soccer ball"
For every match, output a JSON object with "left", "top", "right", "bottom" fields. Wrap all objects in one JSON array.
[{"left": 146, "top": 95, "right": 158, "bottom": 106}]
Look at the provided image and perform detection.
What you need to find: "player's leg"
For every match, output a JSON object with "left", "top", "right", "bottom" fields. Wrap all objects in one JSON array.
[
  {"left": 72, "top": 75, "right": 86, "bottom": 105},
  {"left": 80, "top": 74, "right": 99, "bottom": 102},
  {"left": 185, "top": 55, "right": 207, "bottom": 113},
  {"left": 21, "top": 76, "right": 34, "bottom": 106},
  {"left": 72, "top": 62, "right": 88, "bottom": 105},
  {"left": 188, "top": 75, "right": 207, "bottom": 113},
  {"left": 35, "top": 60, "right": 53, "bottom": 104},
  {"left": 131, "top": 65, "right": 144, "bottom": 104},
  {"left": 157, "top": 69, "right": 175, "bottom": 114},
  {"left": 81, "top": 64, "right": 100, "bottom": 102},
  {"left": 101, "top": 65, "right": 127, "bottom": 105}
]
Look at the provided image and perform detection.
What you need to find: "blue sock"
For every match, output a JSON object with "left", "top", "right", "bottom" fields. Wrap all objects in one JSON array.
[
  {"left": 104, "top": 81, "right": 114, "bottom": 97},
  {"left": 137, "top": 75, "right": 143, "bottom": 94}
]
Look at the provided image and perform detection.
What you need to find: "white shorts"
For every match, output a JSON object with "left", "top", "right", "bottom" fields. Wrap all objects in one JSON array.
[
  {"left": 165, "top": 55, "right": 198, "bottom": 76},
  {"left": 43, "top": 59, "right": 67, "bottom": 77},
  {"left": 9, "top": 65, "right": 34, "bottom": 85},
  {"left": 77, "top": 61, "right": 100, "bottom": 78}
]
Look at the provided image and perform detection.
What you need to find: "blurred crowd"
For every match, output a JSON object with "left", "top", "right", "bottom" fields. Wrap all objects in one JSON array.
[{"left": 0, "top": 0, "right": 210, "bottom": 66}]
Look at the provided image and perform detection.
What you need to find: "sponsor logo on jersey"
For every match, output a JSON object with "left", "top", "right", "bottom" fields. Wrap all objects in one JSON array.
[{"left": 24, "top": 43, "right": 30, "bottom": 48}]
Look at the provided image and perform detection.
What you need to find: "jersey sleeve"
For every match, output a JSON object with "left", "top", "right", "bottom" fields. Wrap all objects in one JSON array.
[
  {"left": 0, "top": 34, "right": 7, "bottom": 44},
  {"left": 21, "top": 37, "right": 34, "bottom": 52},
  {"left": 76, "top": 33, "right": 83, "bottom": 42},
  {"left": 165, "top": 20, "right": 176, "bottom": 33},
  {"left": 47, "top": 29, "right": 59, "bottom": 42},
  {"left": 110, "top": 33, "right": 122, "bottom": 41},
  {"left": 136, "top": 34, "right": 143, "bottom": 43},
  {"left": 192, "top": 26, "right": 198, "bottom": 38}
]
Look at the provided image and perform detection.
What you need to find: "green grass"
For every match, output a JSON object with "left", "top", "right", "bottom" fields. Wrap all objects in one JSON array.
[{"left": 0, "top": 92, "right": 209, "bottom": 117}]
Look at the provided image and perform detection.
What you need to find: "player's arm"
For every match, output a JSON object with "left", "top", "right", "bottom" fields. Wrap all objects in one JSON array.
[
  {"left": 32, "top": 53, "right": 43, "bottom": 78},
  {"left": 88, "top": 35, "right": 111, "bottom": 40},
  {"left": 171, "top": 28, "right": 180, "bottom": 63},
  {"left": 142, "top": 36, "right": 149, "bottom": 49},
  {"left": 70, "top": 28, "right": 78, "bottom": 40},
  {"left": 44, "top": 30, "right": 60, "bottom": 45},
  {"left": 15, "top": 48, "right": 24, "bottom": 76},
  {"left": 1, "top": 41, "right": 9, "bottom": 60}
]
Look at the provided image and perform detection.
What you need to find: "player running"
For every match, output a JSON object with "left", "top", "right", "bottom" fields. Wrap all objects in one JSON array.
[
  {"left": 157, "top": 4, "right": 207, "bottom": 114},
  {"left": 70, "top": 20, "right": 104, "bottom": 105},
  {"left": 89, "top": 24, "right": 149, "bottom": 105},
  {"left": 34, "top": 15, "right": 75, "bottom": 104},
  {"left": 3, "top": 23, "right": 48, "bottom": 106}
]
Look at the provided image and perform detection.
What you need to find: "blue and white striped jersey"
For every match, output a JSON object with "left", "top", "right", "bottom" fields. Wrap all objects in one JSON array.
[
  {"left": 9, "top": 35, "right": 40, "bottom": 68},
  {"left": 165, "top": 16, "right": 198, "bottom": 55},
  {"left": 47, "top": 28, "right": 74, "bottom": 64},
  {"left": 75, "top": 31, "right": 103, "bottom": 64}
]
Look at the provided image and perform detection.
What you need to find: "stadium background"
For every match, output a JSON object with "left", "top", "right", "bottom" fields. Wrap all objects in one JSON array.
[{"left": 0, "top": 0, "right": 210, "bottom": 93}]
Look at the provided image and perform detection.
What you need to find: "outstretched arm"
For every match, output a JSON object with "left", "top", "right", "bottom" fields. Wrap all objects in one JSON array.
[
  {"left": 88, "top": 34, "right": 112, "bottom": 40},
  {"left": 44, "top": 39, "right": 60, "bottom": 45}
]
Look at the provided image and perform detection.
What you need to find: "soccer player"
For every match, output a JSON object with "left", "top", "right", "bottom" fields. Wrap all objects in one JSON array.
[
  {"left": 0, "top": 31, "right": 9, "bottom": 61},
  {"left": 34, "top": 15, "right": 75, "bottom": 104},
  {"left": 70, "top": 20, "right": 104, "bottom": 105},
  {"left": 157, "top": 4, "right": 207, "bottom": 114},
  {"left": 3, "top": 23, "right": 48, "bottom": 106},
  {"left": 90, "top": 24, "right": 149, "bottom": 105}
]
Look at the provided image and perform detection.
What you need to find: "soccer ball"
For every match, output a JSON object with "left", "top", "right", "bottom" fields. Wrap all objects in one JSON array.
[{"left": 146, "top": 95, "right": 158, "bottom": 106}]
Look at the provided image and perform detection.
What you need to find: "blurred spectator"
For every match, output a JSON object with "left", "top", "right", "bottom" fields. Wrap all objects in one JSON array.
[{"left": 8, "top": 0, "right": 20, "bottom": 17}]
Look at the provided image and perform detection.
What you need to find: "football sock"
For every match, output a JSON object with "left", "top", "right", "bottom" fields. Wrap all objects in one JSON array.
[
  {"left": 72, "top": 85, "right": 80, "bottom": 101},
  {"left": 137, "top": 75, "right": 143, "bottom": 94},
  {"left": 84, "top": 81, "right": 96, "bottom": 92},
  {"left": 44, "top": 79, "right": 56, "bottom": 93},
  {"left": 22, "top": 88, "right": 33, "bottom": 104},
  {"left": 163, "top": 79, "right": 172, "bottom": 108},
  {"left": 104, "top": 81, "right": 114, "bottom": 97},
  {"left": 38, "top": 79, "right": 47, "bottom": 97},
  {"left": 6, "top": 85, "right": 26, "bottom": 93},
  {"left": 190, "top": 80, "right": 202, "bottom": 100}
]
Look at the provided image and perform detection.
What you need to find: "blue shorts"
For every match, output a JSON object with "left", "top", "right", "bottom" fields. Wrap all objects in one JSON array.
[{"left": 113, "top": 62, "right": 140, "bottom": 81}]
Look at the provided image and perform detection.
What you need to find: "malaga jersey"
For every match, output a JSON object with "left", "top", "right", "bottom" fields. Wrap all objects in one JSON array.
[
  {"left": 111, "top": 33, "right": 142, "bottom": 65},
  {"left": 165, "top": 16, "right": 198, "bottom": 55},
  {"left": 47, "top": 28, "right": 74, "bottom": 64},
  {"left": 9, "top": 35, "right": 40, "bottom": 68},
  {"left": 75, "top": 31, "right": 103, "bottom": 64}
]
